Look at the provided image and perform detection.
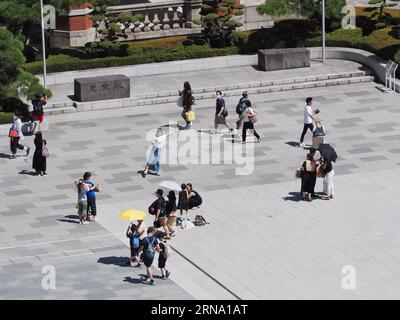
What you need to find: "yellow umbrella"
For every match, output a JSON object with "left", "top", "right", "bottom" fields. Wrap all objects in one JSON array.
[{"left": 119, "top": 209, "right": 146, "bottom": 221}]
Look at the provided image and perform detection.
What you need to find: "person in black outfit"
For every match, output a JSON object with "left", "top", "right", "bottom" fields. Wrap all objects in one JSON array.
[
  {"left": 154, "top": 189, "right": 169, "bottom": 238},
  {"left": 187, "top": 183, "right": 202, "bottom": 209},
  {"left": 32, "top": 131, "right": 47, "bottom": 176},
  {"left": 166, "top": 191, "right": 177, "bottom": 237},
  {"left": 157, "top": 232, "right": 171, "bottom": 280},
  {"left": 301, "top": 153, "right": 317, "bottom": 202}
]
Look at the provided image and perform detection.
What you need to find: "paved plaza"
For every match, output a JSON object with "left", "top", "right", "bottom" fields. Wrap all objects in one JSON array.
[{"left": 1, "top": 62, "right": 400, "bottom": 299}]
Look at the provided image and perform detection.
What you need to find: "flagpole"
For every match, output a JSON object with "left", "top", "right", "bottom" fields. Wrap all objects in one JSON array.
[
  {"left": 322, "top": 0, "right": 326, "bottom": 63},
  {"left": 40, "top": 0, "right": 47, "bottom": 88}
]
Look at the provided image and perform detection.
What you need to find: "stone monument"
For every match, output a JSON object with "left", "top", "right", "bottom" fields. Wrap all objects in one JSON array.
[
  {"left": 74, "top": 74, "right": 130, "bottom": 102},
  {"left": 258, "top": 48, "right": 310, "bottom": 71}
]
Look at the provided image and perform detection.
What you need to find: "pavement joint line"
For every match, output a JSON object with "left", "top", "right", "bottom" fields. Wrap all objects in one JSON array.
[
  {"left": 170, "top": 244, "right": 242, "bottom": 301},
  {"left": 0, "top": 232, "right": 125, "bottom": 251},
  {"left": 0, "top": 244, "right": 124, "bottom": 263}
]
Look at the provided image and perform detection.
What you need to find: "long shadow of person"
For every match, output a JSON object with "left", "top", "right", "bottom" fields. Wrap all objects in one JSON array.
[
  {"left": 282, "top": 192, "right": 303, "bottom": 202},
  {"left": 97, "top": 256, "right": 131, "bottom": 267},
  {"left": 123, "top": 276, "right": 148, "bottom": 285}
]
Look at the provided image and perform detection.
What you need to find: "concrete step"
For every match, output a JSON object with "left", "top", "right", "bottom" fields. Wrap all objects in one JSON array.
[
  {"left": 136, "top": 75, "right": 375, "bottom": 106},
  {"left": 44, "top": 70, "right": 375, "bottom": 114}
]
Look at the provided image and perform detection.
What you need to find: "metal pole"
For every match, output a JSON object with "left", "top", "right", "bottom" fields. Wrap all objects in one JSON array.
[
  {"left": 322, "top": 0, "right": 326, "bottom": 63},
  {"left": 40, "top": 0, "right": 47, "bottom": 88}
]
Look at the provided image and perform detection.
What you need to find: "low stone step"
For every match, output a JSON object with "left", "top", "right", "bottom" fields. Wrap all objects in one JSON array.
[
  {"left": 44, "top": 74, "right": 375, "bottom": 114},
  {"left": 136, "top": 75, "right": 375, "bottom": 106}
]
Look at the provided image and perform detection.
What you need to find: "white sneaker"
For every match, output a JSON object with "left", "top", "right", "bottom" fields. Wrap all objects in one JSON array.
[
  {"left": 299, "top": 143, "right": 306, "bottom": 147},
  {"left": 83, "top": 221, "right": 89, "bottom": 225}
]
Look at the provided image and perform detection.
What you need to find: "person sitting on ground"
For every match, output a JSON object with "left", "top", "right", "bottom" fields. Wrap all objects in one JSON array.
[{"left": 187, "top": 183, "right": 202, "bottom": 210}]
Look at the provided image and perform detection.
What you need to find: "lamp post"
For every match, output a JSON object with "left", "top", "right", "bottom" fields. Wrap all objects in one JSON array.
[
  {"left": 40, "top": 0, "right": 47, "bottom": 88},
  {"left": 322, "top": 0, "right": 326, "bottom": 63}
]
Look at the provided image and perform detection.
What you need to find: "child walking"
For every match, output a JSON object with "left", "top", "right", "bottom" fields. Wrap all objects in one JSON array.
[{"left": 157, "top": 232, "right": 171, "bottom": 280}]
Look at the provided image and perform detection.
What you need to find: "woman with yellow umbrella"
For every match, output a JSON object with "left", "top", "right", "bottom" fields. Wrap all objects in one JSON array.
[{"left": 120, "top": 210, "right": 147, "bottom": 267}]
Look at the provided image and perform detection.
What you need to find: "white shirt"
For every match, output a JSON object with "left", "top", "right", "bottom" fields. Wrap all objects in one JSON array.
[
  {"left": 152, "top": 135, "right": 166, "bottom": 149},
  {"left": 243, "top": 107, "right": 255, "bottom": 123},
  {"left": 11, "top": 118, "right": 24, "bottom": 138},
  {"left": 304, "top": 105, "right": 313, "bottom": 124}
]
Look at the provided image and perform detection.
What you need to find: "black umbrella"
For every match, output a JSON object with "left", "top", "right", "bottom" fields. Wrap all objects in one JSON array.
[{"left": 318, "top": 144, "right": 338, "bottom": 162}]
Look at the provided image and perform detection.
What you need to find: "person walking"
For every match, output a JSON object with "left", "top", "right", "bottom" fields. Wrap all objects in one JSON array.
[
  {"left": 138, "top": 227, "right": 160, "bottom": 286},
  {"left": 299, "top": 97, "right": 318, "bottom": 147},
  {"left": 177, "top": 183, "right": 189, "bottom": 221},
  {"left": 214, "top": 91, "right": 233, "bottom": 133},
  {"left": 322, "top": 158, "right": 335, "bottom": 200},
  {"left": 32, "top": 131, "right": 47, "bottom": 176},
  {"left": 187, "top": 183, "right": 202, "bottom": 210},
  {"left": 153, "top": 189, "right": 170, "bottom": 238},
  {"left": 9, "top": 113, "right": 30, "bottom": 159},
  {"left": 143, "top": 128, "right": 178, "bottom": 177},
  {"left": 166, "top": 191, "right": 177, "bottom": 237},
  {"left": 242, "top": 100, "right": 261, "bottom": 144},
  {"left": 157, "top": 232, "right": 171, "bottom": 280},
  {"left": 236, "top": 91, "right": 249, "bottom": 130},
  {"left": 83, "top": 172, "right": 99, "bottom": 222},
  {"left": 31, "top": 93, "right": 47, "bottom": 132},
  {"left": 178, "top": 81, "right": 195, "bottom": 129}
]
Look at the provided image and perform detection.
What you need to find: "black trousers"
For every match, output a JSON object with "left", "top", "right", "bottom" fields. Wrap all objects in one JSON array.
[
  {"left": 242, "top": 121, "right": 260, "bottom": 142},
  {"left": 10, "top": 137, "right": 25, "bottom": 155},
  {"left": 300, "top": 123, "right": 314, "bottom": 143},
  {"left": 87, "top": 197, "right": 97, "bottom": 216}
]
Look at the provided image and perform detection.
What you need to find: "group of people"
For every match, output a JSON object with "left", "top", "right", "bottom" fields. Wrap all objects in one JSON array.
[
  {"left": 299, "top": 147, "right": 335, "bottom": 201},
  {"left": 177, "top": 82, "right": 262, "bottom": 144},
  {"left": 125, "top": 183, "right": 203, "bottom": 285},
  {"left": 74, "top": 172, "right": 100, "bottom": 224},
  {"left": 298, "top": 97, "right": 335, "bottom": 201},
  {"left": 8, "top": 112, "right": 48, "bottom": 176}
]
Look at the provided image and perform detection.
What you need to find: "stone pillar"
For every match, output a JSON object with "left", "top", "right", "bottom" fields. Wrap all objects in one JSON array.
[
  {"left": 50, "top": 2, "right": 95, "bottom": 48},
  {"left": 183, "top": 0, "right": 202, "bottom": 28}
]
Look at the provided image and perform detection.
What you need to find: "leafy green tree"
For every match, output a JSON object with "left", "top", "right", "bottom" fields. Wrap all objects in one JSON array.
[
  {"left": 368, "top": 0, "right": 400, "bottom": 27},
  {"left": 0, "top": 28, "right": 50, "bottom": 102},
  {"left": 257, "top": 0, "right": 346, "bottom": 21},
  {"left": 194, "top": 0, "right": 245, "bottom": 48}
]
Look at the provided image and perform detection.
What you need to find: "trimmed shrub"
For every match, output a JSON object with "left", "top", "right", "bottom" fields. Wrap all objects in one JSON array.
[
  {"left": 0, "top": 96, "right": 30, "bottom": 121},
  {"left": 24, "top": 45, "right": 239, "bottom": 74},
  {"left": 0, "top": 112, "right": 13, "bottom": 125}
]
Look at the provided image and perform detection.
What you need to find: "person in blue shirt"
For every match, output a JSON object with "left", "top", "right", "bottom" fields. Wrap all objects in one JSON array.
[{"left": 83, "top": 172, "right": 97, "bottom": 221}]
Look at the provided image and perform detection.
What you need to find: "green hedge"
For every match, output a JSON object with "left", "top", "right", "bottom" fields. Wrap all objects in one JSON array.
[
  {"left": 25, "top": 45, "right": 238, "bottom": 74},
  {"left": 0, "top": 112, "right": 13, "bottom": 125}
]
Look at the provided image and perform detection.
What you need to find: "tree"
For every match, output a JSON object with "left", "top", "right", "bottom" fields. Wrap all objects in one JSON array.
[
  {"left": 194, "top": 0, "right": 245, "bottom": 48},
  {"left": 0, "top": 28, "right": 50, "bottom": 102},
  {"left": 257, "top": 0, "right": 345, "bottom": 21},
  {"left": 368, "top": 0, "right": 400, "bottom": 27}
]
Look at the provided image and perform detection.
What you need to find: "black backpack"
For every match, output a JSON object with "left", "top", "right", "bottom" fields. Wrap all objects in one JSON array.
[
  {"left": 148, "top": 199, "right": 158, "bottom": 215},
  {"left": 194, "top": 215, "right": 208, "bottom": 226},
  {"left": 32, "top": 99, "right": 43, "bottom": 114},
  {"left": 236, "top": 98, "right": 247, "bottom": 115}
]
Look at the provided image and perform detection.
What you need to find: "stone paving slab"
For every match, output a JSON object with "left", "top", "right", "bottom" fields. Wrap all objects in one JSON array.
[{"left": 1, "top": 80, "right": 400, "bottom": 299}]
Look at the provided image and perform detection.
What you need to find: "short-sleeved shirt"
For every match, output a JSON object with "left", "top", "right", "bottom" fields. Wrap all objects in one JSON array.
[
  {"left": 304, "top": 105, "right": 313, "bottom": 124},
  {"left": 216, "top": 97, "right": 225, "bottom": 115},
  {"left": 166, "top": 199, "right": 177, "bottom": 216},
  {"left": 141, "top": 236, "right": 158, "bottom": 250},
  {"left": 84, "top": 180, "right": 95, "bottom": 199},
  {"left": 156, "top": 197, "right": 166, "bottom": 217},
  {"left": 243, "top": 107, "right": 255, "bottom": 123},
  {"left": 152, "top": 135, "right": 166, "bottom": 149}
]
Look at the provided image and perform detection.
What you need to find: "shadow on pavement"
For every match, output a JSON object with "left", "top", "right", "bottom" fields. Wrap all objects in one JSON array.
[
  {"left": 18, "top": 170, "right": 38, "bottom": 176},
  {"left": 282, "top": 192, "right": 303, "bottom": 202},
  {"left": 57, "top": 215, "right": 80, "bottom": 224},
  {"left": 97, "top": 256, "right": 130, "bottom": 267},
  {"left": 0, "top": 153, "right": 10, "bottom": 159},
  {"left": 123, "top": 276, "right": 147, "bottom": 285}
]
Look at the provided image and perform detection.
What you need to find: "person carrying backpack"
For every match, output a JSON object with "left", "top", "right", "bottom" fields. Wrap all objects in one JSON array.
[
  {"left": 138, "top": 227, "right": 160, "bottom": 286},
  {"left": 31, "top": 93, "right": 47, "bottom": 132},
  {"left": 235, "top": 91, "right": 248, "bottom": 130},
  {"left": 213, "top": 91, "right": 233, "bottom": 133},
  {"left": 126, "top": 223, "right": 142, "bottom": 267}
]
